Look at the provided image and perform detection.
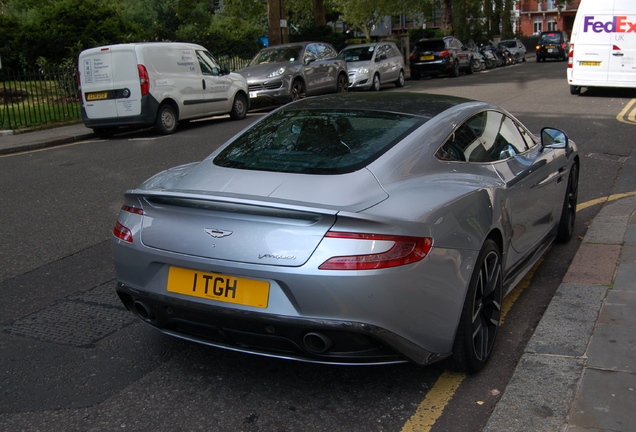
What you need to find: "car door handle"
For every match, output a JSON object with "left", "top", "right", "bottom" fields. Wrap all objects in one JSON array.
[
  {"left": 202, "top": 79, "right": 206, "bottom": 90},
  {"left": 613, "top": 52, "right": 624, "bottom": 57}
]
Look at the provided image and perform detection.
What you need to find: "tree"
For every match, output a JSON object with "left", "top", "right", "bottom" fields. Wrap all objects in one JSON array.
[
  {"left": 440, "top": 0, "right": 453, "bottom": 35},
  {"left": 332, "top": 0, "right": 395, "bottom": 41}
]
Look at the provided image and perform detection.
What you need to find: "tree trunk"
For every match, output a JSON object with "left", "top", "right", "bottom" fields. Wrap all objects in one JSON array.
[
  {"left": 312, "top": 0, "right": 326, "bottom": 26},
  {"left": 440, "top": 0, "right": 453, "bottom": 35},
  {"left": 267, "top": 0, "right": 287, "bottom": 46}
]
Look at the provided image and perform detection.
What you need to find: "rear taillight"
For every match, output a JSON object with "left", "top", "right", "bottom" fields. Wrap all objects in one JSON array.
[
  {"left": 438, "top": 50, "right": 451, "bottom": 57},
  {"left": 113, "top": 221, "right": 133, "bottom": 243},
  {"left": 568, "top": 45, "right": 574, "bottom": 68},
  {"left": 122, "top": 205, "right": 144, "bottom": 215},
  {"left": 410, "top": 53, "right": 417, "bottom": 60},
  {"left": 137, "top": 64, "right": 149, "bottom": 96},
  {"left": 318, "top": 232, "right": 433, "bottom": 270}
]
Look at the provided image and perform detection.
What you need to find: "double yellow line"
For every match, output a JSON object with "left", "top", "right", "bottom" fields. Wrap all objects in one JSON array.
[{"left": 617, "top": 98, "right": 636, "bottom": 125}]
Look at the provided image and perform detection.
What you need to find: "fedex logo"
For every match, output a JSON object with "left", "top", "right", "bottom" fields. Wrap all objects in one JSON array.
[{"left": 583, "top": 16, "right": 636, "bottom": 33}]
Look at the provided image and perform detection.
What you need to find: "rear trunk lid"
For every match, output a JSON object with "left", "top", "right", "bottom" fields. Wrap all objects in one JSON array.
[{"left": 135, "top": 167, "right": 388, "bottom": 266}]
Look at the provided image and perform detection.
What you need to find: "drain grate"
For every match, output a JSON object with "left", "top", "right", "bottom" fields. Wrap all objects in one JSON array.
[
  {"left": 2, "top": 282, "right": 136, "bottom": 348},
  {"left": 586, "top": 153, "right": 629, "bottom": 163}
]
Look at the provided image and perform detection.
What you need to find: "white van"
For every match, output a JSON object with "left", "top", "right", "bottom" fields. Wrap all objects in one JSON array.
[
  {"left": 78, "top": 42, "right": 249, "bottom": 137},
  {"left": 567, "top": 0, "right": 636, "bottom": 95}
]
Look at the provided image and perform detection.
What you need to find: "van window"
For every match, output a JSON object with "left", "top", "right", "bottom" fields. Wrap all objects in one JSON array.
[{"left": 197, "top": 50, "right": 222, "bottom": 75}]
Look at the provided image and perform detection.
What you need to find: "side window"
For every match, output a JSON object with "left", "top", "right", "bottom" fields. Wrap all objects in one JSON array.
[
  {"left": 496, "top": 116, "right": 529, "bottom": 159},
  {"left": 197, "top": 51, "right": 221, "bottom": 75},
  {"left": 305, "top": 44, "right": 319, "bottom": 60},
  {"left": 321, "top": 44, "right": 337, "bottom": 59},
  {"left": 436, "top": 111, "right": 531, "bottom": 163}
]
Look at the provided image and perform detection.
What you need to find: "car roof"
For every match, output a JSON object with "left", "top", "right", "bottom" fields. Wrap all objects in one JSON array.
[{"left": 280, "top": 92, "right": 478, "bottom": 119}]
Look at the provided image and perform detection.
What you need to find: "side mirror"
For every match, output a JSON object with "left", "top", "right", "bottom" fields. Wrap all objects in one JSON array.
[
  {"left": 305, "top": 54, "right": 317, "bottom": 65},
  {"left": 541, "top": 127, "right": 568, "bottom": 149},
  {"left": 221, "top": 64, "right": 231, "bottom": 75}
]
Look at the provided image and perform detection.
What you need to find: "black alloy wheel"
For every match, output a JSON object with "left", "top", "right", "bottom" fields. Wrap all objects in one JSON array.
[
  {"left": 451, "top": 239, "right": 502, "bottom": 373},
  {"left": 291, "top": 80, "right": 306, "bottom": 101},
  {"left": 556, "top": 163, "right": 579, "bottom": 242},
  {"left": 337, "top": 74, "right": 349, "bottom": 93}
]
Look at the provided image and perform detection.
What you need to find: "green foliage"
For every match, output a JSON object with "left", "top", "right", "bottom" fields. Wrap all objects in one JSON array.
[{"left": 289, "top": 24, "right": 346, "bottom": 47}]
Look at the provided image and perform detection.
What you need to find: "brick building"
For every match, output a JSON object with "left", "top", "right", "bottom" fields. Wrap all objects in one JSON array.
[{"left": 516, "top": 0, "right": 581, "bottom": 36}]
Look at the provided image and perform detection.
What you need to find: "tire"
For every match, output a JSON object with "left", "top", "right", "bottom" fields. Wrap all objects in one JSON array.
[
  {"left": 555, "top": 163, "right": 579, "bottom": 243},
  {"left": 154, "top": 103, "right": 177, "bottom": 135},
  {"left": 336, "top": 73, "right": 348, "bottom": 93},
  {"left": 449, "top": 60, "right": 460, "bottom": 77},
  {"left": 93, "top": 127, "right": 116, "bottom": 139},
  {"left": 395, "top": 70, "right": 405, "bottom": 87},
  {"left": 467, "top": 57, "right": 475, "bottom": 74},
  {"left": 229, "top": 93, "right": 247, "bottom": 120},
  {"left": 570, "top": 85, "right": 581, "bottom": 95},
  {"left": 451, "top": 239, "right": 503, "bottom": 373},
  {"left": 485, "top": 58, "right": 495, "bottom": 69},
  {"left": 371, "top": 74, "right": 381, "bottom": 91},
  {"left": 291, "top": 79, "right": 306, "bottom": 102}
]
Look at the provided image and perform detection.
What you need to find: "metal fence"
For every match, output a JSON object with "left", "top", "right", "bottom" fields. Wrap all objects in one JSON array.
[
  {"left": 1, "top": 65, "right": 81, "bottom": 131},
  {"left": 1, "top": 55, "right": 251, "bottom": 131}
]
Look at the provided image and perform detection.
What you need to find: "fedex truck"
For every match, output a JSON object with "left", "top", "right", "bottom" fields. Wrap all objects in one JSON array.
[
  {"left": 567, "top": 0, "right": 636, "bottom": 95},
  {"left": 78, "top": 43, "right": 249, "bottom": 137}
]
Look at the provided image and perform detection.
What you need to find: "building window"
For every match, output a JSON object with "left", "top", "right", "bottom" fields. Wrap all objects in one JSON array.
[
  {"left": 547, "top": 0, "right": 556, "bottom": 10},
  {"left": 547, "top": 18, "right": 558, "bottom": 31},
  {"left": 534, "top": 19, "right": 543, "bottom": 34}
]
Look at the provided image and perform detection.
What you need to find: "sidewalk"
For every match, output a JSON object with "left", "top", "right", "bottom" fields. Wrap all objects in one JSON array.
[
  {"left": 0, "top": 122, "right": 94, "bottom": 155},
  {"left": 484, "top": 196, "right": 636, "bottom": 432},
  {"left": 2, "top": 124, "right": 635, "bottom": 432}
]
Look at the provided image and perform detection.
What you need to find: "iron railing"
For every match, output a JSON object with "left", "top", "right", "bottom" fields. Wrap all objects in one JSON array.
[{"left": 1, "top": 65, "right": 80, "bottom": 130}]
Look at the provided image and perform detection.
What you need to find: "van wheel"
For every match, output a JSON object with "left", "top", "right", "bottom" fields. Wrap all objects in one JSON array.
[
  {"left": 230, "top": 93, "right": 247, "bottom": 120},
  {"left": 93, "top": 127, "right": 116, "bottom": 139},
  {"left": 569, "top": 85, "right": 581, "bottom": 95},
  {"left": 155, "top": 104, "right": 177, "bottom": 135}
]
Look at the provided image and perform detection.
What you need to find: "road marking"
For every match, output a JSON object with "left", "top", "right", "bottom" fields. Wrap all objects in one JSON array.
[
  {"left": 578, "top": 191, "right": 636, "bottom": 211},
  {"left": 617, "top": 98, "right": 636, "bottom": 125}
]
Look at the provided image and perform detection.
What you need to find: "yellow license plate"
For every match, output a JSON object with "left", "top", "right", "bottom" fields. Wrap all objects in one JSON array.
[
  {"left": 420, "top": 55, "right": 435, "bottom": 61},
  {"left": 580, "top": 61, "right": 601, "bottom": 66},
  {"left": 545, "top": 45, "right": 556, "bottom": 49},
  {"left": 87, "top": 92, "right": 108, "bottom": 100},
  {"left": 167, "top": 267, "right": 270, "bottom": 308}
]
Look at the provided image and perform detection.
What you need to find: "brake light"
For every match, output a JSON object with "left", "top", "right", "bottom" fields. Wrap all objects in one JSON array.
[
  {"left": 568, "top": 45, "right": 574, "bottom": 68},
  {"left": 613, "top": 45, "right": 622, "bottom": 51},
  {"left": 137, "top": 64, "right": 149, "bottom": 96},
  {"left": 319, "top": 232, "right": 433, "bottom": 270},
  {"left": 410, "top": 53, "right": 417, "bottom": 59},
  {"left": 122, "top": 205, "right": 144, "bottom": 215},
  {"left": 113, "top": 221, "right": 133, "bottom": 243},
  {"left": 438, "top": 50, "right": 451, "bottom": 57}
]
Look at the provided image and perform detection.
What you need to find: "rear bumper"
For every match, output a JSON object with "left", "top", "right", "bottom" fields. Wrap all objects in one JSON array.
[
  {"left": 81, "top": 94, "right": 159, "bottom": 129},
  {"left": 116, "top": 283, "right": 445, "bottom": 366},
  {"left": 410, "top": 59, "right": 452, "bottom": 75}
]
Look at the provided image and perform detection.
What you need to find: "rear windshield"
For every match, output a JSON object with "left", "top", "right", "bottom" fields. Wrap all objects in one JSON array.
[
  {"left": 415, "top": 40, "right": 446, "bottom": 52},
  {"left": 341, "top": 46, "right": 375, "bottom": 62},
  {"left": 249, "top": 46, "right": 303, "bottom": 65},
  {"left": 213, "top": 109, "right": 424, "bottom": 174},
  {"left": 540, "top": 33, "right": 563, "bottom": 43}
]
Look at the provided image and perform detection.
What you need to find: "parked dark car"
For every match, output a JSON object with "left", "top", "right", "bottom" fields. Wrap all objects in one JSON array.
[
  {"left": 536, "top": 31, "right": 570, "bottom": 62},
  {"left": 410, "top": 36, "right": 475, "bottom": 79},
  {"left": 238, "top": 41, "right": 348, "bottom": 106}
]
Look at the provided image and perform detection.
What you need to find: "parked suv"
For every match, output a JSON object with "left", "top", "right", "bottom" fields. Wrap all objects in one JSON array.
[
  {"left": 238, "top": 41, "right": 348, "bottom": 106},
  {"left": 536, "top": 31, "right": 570, "bottom": 62},
  {"left": 409, "top": 36, "right": 474, "bottom": 79},
  {"left": 340, "top": 42, "right": 405, "bottom": 91}
]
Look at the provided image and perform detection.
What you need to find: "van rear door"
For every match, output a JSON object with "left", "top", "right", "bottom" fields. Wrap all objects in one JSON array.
[
  {"left": 80, "top": 47, "right": 142, "bottom": 119},
  {"left": 571, "top": 15, "right": 613, "bottom": 84}
]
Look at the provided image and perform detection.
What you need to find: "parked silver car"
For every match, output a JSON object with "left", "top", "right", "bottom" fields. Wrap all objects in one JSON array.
[
  {"left": 340, "top": 42, "right": 405, "bottom": 91},
  {"left": 500, "top": 38, "right": 527, "bottom": 63},
  {"left": 237, "top": 42, "right": 348, "bottom": 106},
  {"left": 112, "top": 92, "right": 579, "bottom": 373}
]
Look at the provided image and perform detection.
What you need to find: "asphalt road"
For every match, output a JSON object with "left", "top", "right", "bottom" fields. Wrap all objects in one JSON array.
[{"left": 1, "top": 58, "right": 635, "bottom": 432}]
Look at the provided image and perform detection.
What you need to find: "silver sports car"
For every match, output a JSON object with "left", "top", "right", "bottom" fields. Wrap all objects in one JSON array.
[{"left": 112, "top": 93, "right": 579, "bottom": 372}]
